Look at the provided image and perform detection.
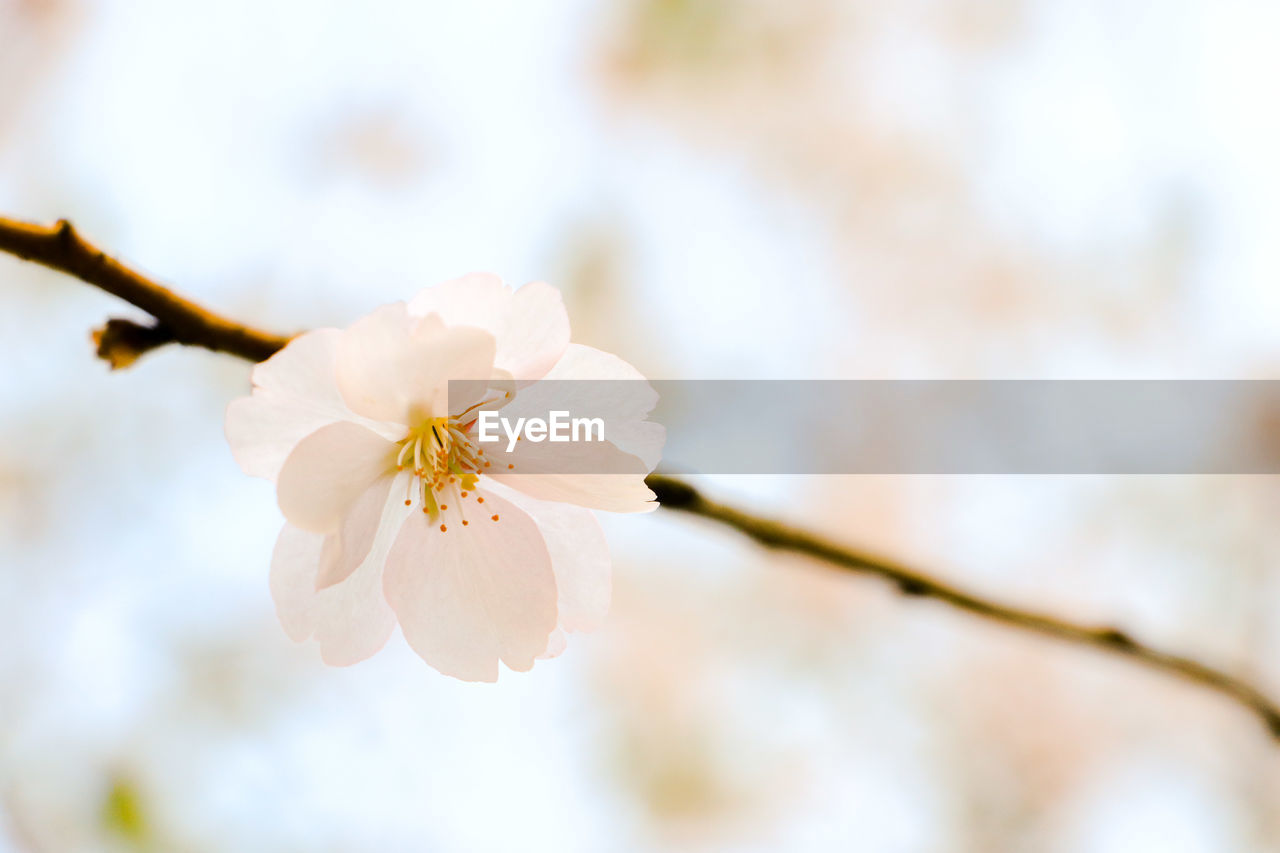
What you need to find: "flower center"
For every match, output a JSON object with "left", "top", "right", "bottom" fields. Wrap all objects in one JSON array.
[{"left": 396, "top": 415, "right": 487, "bottom": 519}]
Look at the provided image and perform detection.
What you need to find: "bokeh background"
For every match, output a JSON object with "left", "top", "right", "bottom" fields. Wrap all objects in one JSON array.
[{"left": 2, "top": 0, "right": 1279, "bottom": 850}]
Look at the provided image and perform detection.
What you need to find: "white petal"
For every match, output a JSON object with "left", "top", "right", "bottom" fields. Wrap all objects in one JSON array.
[
  {"left": 479, "top": 342, "right": 662, "bottom": 512},
  {"left": 269, "top": 524, "right": 397, "bottom": 666},
  {"left": 276, "top": 422, "right": 398, "bottom": 533},
  {"left": 270, "top": 524, "right": 324, "bottom": 643},
  {"left": 315, "top": 473, "right": 402, "bottom": 590},
  {"left": 408, "top": 273, "right": 570, "bottom": 381},
  {"left": 489, "top": 438, "right": 658, "bottom": 514},
  {"left": 540, "top": 343, "right": 665, "bottom": 469},
  {"left": 225, "top": 328, "right": 370, "bottom": 481},
  {"left": 335, "top": 302, "right": 497, "bottom": 425},
  {"left": 486, "top": 480, "right": 611, "bottom": 632},
  {"left": 383, "top": 489, "right": 558, "bottom": 682},
  {"left": 538, "top": 628, "right": 568, "bottom": 660}
]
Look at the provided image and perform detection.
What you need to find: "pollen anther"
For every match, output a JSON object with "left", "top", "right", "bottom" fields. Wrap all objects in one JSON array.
[{"left": 395, "top": 412, "right": 492, "bottom": 523}]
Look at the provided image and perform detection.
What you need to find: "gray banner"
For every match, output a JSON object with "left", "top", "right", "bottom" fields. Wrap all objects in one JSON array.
[{"left": 451, "top": 380, "right": 1280, "bottom": 474}]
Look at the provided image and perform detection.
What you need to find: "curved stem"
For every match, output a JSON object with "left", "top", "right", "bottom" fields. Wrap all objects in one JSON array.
[{"left": 3, "top": 213, "right": 1278, "bottom": 741}]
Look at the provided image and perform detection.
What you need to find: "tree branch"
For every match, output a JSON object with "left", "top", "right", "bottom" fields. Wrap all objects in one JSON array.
[
  {"left": 646, "top": 474, "right": 1280, "bottom": 740},
  {"left": 0, "top": 215, "right": 292, "bottom": 365},
  {"left": 3, "top": 213, "right": 1278, "bottom": 741}
]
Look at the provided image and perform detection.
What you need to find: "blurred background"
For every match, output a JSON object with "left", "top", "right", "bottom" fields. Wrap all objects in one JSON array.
[{"left": 2, "top": 0, "right": 1279, "bottom": 850}]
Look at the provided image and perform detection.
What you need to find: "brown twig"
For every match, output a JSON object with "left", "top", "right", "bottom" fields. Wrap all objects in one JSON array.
[
  {"left": 0, "top": 215, "right": 291, "bottom": 365},
  {"left": 3, "top": 213, "right": 1278, "bottom": 741},
  {"left": 646, "top": 474, "right": 1280, "bottom": 740}
]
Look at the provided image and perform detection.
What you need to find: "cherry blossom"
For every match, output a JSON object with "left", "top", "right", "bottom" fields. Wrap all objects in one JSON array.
[{"left": 225, "top": 273, "right": 661, "bottom": 681}]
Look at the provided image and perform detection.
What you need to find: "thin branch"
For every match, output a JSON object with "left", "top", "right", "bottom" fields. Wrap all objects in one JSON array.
[
  {"left": 3, "top": 213, "right": 1278, "bottom": 742},
  {"left": 647, "top": 475, "right": 1280, "bottom": 740},
  {"left": 0, "top": 215, "right": 291, "bottom": 364}
]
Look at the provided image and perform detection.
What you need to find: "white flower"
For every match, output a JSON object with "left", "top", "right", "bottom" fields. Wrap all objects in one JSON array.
[{"left": 225, "top": 274, "right": 661, "bottom": 681}]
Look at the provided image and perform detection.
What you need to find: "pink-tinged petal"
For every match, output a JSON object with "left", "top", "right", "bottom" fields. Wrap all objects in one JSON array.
[
  {"left": 276, "top": 422, "right": 398, "bottom": 533},
  {"left": 408, "top": 274, "right": 570, "bottom": 381},
  {"left": 538, "top": 629, "right": 568, "bottom": 660},
  {"left": 476, "top": 343, "right": 662, "bottom": 513},
  {"left": 225, "top": 328, "right": 371, "bottom": 481},
  {"left": 269, "top": 524, "right": 324, "bottom": 643},
  {"left": 492, "top": 473, "right": 656, "bottom": 514},
  {"left": 487, "top": 480, "right": 611, "bottom": 632},
  {"left": 335, "top": 302, "right": 497, "bottom": 425},
  {"left": 331, "top": 302, "right": 412, "bottom": 422},
  {"left": 269, "top": 524, "right": 397, "bottom": 666},
  {"left": 408, "top": 272, "right": 505, "bottom": 325},
  {"left": 540, "top": 343, "right": 665, "bottom": 470},
  {"left": 315, "top": 473, "right": 401, "bottom": 590},
  {"left": 488, "top": 436, "right": 658, "bottom": 513},
  {"left": 383, "top": 489, "right": 558, "bottom": 682}
]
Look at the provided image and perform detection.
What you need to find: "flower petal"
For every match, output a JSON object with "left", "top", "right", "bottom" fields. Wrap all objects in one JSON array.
[
  {"left": 489, "top": 447, "right": 657, "bottom": 514},
  {"left": 276, "top": 422, "right": 398, "bottom": 533},
  {"left": 538, "top": 629, "right": 568, "bottom": 660},
  {"left": 383, "top": 489, "right": 558, "bottom": 682},
  {"left": 486, "top": 480, "right": 611, "bottom": 632},
  {"left": 315, "top": 472, "right": 408, "bottom": 590},
  {"left": 479, "top": 342, "right": 662, "bottom": 512},
  {"left": 408, "top": 273, "right": 569, "bottom": 381},
  {"left": 269, "top": 524, "right": 397, "bottom": 666},
  {"left": 335, "top": 302, "right": 497, "bottom": 425},
  {"left": 540, "top": 343, "right": 665, "bottom": 470},
  {"left": 270, "top": 524, "right": 323, "bottom": 643},
  {"left": 225, "top": 328, "right": 374, "bottom": 481}
]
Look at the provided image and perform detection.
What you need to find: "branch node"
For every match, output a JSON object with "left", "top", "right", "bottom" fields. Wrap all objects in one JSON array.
[
  {"left": 0, "top": 215, "right": 292, "bottom": 364},
  {"left": 1097, "top": 628, "right": 1137, "bottom": 649},
  {"left": 896, "top": 577, "right": 931, "bottom": 597},
  {"left": 92, "top": 318, "right": 177, "bottom": 370}
]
